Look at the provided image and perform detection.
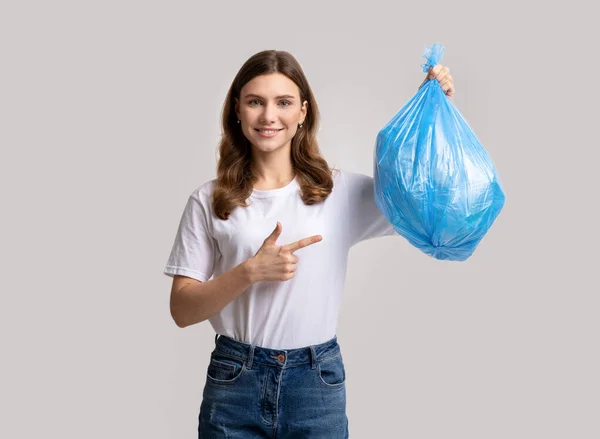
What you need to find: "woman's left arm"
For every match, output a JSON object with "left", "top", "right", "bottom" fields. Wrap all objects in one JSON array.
[{"left": 418, "top": 64, "right": 455, "bottom": 99}]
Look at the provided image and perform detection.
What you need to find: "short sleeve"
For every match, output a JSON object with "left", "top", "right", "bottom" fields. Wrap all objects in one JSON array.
[
  {"left": 343, "top": 171, "right": 398, "bottom": 247},
  {"left": 163, "top": 192, "right": 218, "bottom": 282}
]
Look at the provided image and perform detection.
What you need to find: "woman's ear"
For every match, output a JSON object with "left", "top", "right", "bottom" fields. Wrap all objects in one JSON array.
[{"left": 301, "top": 100, "right": 308, "bottom": 119}]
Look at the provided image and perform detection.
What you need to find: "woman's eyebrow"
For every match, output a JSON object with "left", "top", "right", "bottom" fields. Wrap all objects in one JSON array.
[{"left": 244, "top": 94, "right": 296, "bottom": 99}]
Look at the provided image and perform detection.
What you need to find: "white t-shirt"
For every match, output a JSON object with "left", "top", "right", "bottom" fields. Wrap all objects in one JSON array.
[{"left": 164, "top": 169, "right": 398, "bottom": 349}]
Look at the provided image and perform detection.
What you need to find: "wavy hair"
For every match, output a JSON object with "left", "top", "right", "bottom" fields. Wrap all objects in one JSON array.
[{"left": 213, "top": 50, "right": 334, "bottom": 220}]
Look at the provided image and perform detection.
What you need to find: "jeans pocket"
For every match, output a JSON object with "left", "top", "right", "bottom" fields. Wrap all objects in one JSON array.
[
  {"left": 317, "top": 351, "right": 346, "bottom": 388},
  {"left": 206, "top": 351, "right": 246, "bottom": 385}
]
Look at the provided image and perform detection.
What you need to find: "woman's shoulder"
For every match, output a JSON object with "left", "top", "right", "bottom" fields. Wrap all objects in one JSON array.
[
  {"left": 334, "top": 168, "right": 373, "bottom": 187},
  {"left": 188, "top": 178, "right": 218, "bottom": 202}
]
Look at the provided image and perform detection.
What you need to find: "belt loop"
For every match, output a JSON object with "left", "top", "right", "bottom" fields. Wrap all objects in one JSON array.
[
  {"left": 246, "top": 344, "right": 255, "bottom": 370},
  {"left": 309, "top": 345, "right": 317, "bottom": 370},
  {"left": 214, "top": 333, "right": 219, "bottom": 345}
]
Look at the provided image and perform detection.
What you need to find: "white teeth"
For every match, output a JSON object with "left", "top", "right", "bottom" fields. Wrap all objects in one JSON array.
[{"left": 259, "top": 129, "right": 278, "bottom": 133}]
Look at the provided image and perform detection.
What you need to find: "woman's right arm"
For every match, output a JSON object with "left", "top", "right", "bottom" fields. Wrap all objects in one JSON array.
[
  {"left": 170, "top": 260, "right": 254, "bottom": 328},
  {"left": 169, "top": 222, "right": 320, "bottom": 328}
]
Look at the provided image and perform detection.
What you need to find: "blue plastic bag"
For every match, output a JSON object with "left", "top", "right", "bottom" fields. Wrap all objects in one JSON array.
[{"left": 373, "top": 43, "right": 505, "bottom": 261}]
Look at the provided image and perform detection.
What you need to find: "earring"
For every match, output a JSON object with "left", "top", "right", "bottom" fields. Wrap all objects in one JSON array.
[
  {"left": 237, "top": 119, "right": 240, "bottom": 124},
  {"left": 299, "top": 123, "right": 303, "bottom": 128}
]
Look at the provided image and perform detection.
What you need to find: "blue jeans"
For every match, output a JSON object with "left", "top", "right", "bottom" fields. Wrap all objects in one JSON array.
[{"left": 198, "top": 333, "right": 349, "bottom": 438}]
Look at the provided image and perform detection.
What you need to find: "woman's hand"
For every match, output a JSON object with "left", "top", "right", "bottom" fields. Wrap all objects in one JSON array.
[
  {"left": 247, "top": 222, "right": 322, "bottom": 283},
  {"left": 419, "top": 64, "right": 455, "bottom": 99}
]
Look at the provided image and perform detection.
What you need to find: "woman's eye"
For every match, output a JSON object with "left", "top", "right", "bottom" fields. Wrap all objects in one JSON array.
[{"left": 248, "top": 100, "right": 291, "bottom": 107}]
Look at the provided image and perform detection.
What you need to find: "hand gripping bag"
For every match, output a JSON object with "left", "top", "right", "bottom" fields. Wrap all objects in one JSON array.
[{"left": 373, "top": 43, "right": 505, "bottom": 261}]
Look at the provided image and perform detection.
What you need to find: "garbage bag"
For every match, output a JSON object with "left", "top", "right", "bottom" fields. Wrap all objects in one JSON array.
[{"left": 373, "top": 43, "right": 505, "bottom": 261}]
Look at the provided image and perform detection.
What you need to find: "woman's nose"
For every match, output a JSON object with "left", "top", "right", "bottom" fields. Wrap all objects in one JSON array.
[{"left": 260, "top": 102, "right": 277, "bottom": 123}]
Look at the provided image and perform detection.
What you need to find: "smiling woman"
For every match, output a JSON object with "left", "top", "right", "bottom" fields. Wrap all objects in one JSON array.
[
  {"left": 213, "top": 51, "right": 334, "bottom": 220},
  {"left": 235, "top": 74, "right": 306, "bottom": 156},
  {"left": 163, "top": 49, "right": 451, "bottom": 438}
]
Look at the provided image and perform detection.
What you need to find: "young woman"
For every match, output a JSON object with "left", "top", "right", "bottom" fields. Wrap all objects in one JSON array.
[{"left": 164, "top": 49, "right": 454, "bottom": 438}]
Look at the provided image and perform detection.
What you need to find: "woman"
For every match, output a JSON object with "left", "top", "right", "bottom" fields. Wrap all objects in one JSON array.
[{"left": 164, "top": 49, "right": 454, "bottom": 438}]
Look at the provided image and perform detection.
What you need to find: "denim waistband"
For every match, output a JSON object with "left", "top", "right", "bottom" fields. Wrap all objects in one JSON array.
[{"left": 213, "top": 334, "right": 341, "bottom": 370}]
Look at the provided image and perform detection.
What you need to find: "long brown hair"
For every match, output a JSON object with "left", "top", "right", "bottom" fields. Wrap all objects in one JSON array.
[{"left": 213, "top": 50, "right": 334, "bottom": 220}]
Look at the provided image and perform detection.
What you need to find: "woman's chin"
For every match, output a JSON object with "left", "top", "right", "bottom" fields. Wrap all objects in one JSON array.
[
  {"left": 251, "top": 140, "right": 290, "bottom": 153},
  {"left": 254, "top": 146, "right": 282, "bottom": 153}
]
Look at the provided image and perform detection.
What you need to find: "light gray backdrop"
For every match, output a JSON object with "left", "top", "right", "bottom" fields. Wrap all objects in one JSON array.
[{"left": 1, "top": 0, "right": 598, "bottom": 438}]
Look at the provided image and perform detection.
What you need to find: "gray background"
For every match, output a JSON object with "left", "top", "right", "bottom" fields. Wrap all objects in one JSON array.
[{"left": 1, "top": 0, "right": 598, "bottom": 438}]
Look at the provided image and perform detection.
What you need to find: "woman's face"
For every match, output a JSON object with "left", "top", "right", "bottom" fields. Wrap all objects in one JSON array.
[{"left": 235, "top": 73, "right": 308, "bottom": 154}]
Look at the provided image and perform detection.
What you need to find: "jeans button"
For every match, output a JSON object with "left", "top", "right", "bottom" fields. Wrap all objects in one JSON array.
[{"left": 277, "top": 354, "right": 285, "bottom": 362}]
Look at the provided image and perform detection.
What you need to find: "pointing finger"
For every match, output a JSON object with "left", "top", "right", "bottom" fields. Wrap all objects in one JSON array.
[{"left": 282, "top": 234, "right": 322, "bottom": 253}]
